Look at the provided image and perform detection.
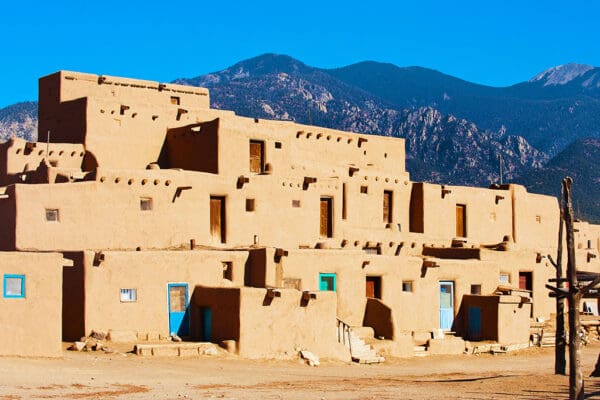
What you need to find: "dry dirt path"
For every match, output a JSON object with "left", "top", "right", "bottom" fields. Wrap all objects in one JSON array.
[{"left": 1, "top": 343, "right": 600, "bottom": 399}]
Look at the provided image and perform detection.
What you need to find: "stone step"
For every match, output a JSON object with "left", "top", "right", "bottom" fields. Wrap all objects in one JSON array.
[
  {"left": 134, "top": 342, "right": 218, "bottom": 357},
  {"left": 352, "top": 356, "right": 385, "bottom": 364}
]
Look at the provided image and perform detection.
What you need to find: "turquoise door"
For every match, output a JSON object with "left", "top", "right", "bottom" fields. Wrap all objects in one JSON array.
[
  {"left": 439, "top": 281, "right": 454, "bottom": 330},
  {"left": 468, "top": 306, "right": 482, "bottom": 340},
  {"left": 319, "top": 273, "right": 336, "bottom": 291},
  {"left": 168, "top": 283, "right": 189, "bottom": 336}
]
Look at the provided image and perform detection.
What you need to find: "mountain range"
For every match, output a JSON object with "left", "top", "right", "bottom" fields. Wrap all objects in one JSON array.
[{"left": 1, "top": 54, "right": 599, "bottom": 221}]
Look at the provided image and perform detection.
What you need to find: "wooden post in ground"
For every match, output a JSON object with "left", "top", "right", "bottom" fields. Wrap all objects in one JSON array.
[
  {"left": 547, "top": 178, "right": 600, "bottom": 399},
  {"left": 563, "top": 177, "right": 583, "bottom": 400},
  {"left": 552, "top": 186, "right": 567, "bottom": 375}
]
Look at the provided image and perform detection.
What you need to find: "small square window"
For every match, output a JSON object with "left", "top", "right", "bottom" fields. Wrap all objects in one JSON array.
[
  {"left": 45, "top": 209, "right": 59, "bottom": 222},
  {"left": 170, "top": 96, "right": 180, "bottom": 105},
  {"left": 471, "top": 284, "right": 482, "bottom": 295},
  {"left": 222, "top": 262, "right": 233, "bottom": 281},
  {"left": 3, "top": 274, "right": 25, "bottom": 298},
  {"left": 120, "top": 288, "right": 137, "bottom": 302},
  {"left": 140, "top": 197, "right": 153, "bottom": 211},
  {"left": 292, "top": 200, "right": 301, "bottom": 208},
  {"left": 360, "top": 186, "right": 368, "bottom": 194},
  {"left": 274, "top": 142, "right": 282, "bottom": 149},
  {"left": 535, "top": 215, "right": 542, "bottom": 223},
  {"left": 246, "top": 198, "right": 255, "bottom": 212},
  {"left": 499, "top": 273, "right": 510, "bottom": 284},
  {"left": 402, "top": 281, "right": 413, "bottom": 292}
]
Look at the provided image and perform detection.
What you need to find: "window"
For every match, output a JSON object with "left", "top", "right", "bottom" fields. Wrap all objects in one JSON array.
[
  {"left": 470, "top": 284, "right": 482, "bottom": 295},
  {"left": 319, "top": 273, "right": 336, "bottom": 291},
  {"left": 245, "top": 198, "right": 255, "bottom": 212},
  {"left": 45, "top": 209, "right": 59, "bottom": 222},
  {"left": 535, "top": 215, "right": 542, "bottom": 223},
  {"left": 402, "top": 281, "right": 413, "bottom": 292},
  {"left": 360, "top": 186, "right": 368, "bottom": 194},
  {"left": 222, "top": 262, "right": 233, "bottom": 280},
  {"left": 274, "top": 142, "right": 282, "bottom": 149},
  {"left": 499, "top": 273, "right": 510, "bottom": 284},
  {"left": 120, "top": 288, "right": 137, "bottom": 302},
  {"left": 140, "top": 197, "right": 153, "bottom": 211},
  {"left": 170, "top": 96, "right": 180, "bottom": 105},
  {"left": 292, "top": 200, "right": 301, "bottom": 208},
  {"left": 4, "top": 274, "right": 25, "bottom": 298},
  {"left": 383, "top": 190, "right": 393, "bottom": 223}
]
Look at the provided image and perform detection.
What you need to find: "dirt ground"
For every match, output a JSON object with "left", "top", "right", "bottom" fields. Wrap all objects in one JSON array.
[{"left": 1, "top": 343, "right": 600, "bottom": 399}]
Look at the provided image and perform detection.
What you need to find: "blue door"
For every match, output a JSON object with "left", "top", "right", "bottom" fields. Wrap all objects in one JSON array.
[
  {"left": 468, "top": 306, "right": 482, "bottom": 340},
  {"left": 439, "top": 281, "right": 454, "bottom": 330},
  {"left": 319, "top": 273, "right": 336, "bottom": 291},
  {"left": 168, "top": 283, "right": 189, "bottom": 336},
  {"left": 200, "top": 307, "right": 212, "bottom": 342}
]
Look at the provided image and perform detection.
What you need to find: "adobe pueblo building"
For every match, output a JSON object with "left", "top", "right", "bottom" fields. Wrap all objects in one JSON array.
[{"left": 1, "top": 71, "right": 599, "bottom": 360}]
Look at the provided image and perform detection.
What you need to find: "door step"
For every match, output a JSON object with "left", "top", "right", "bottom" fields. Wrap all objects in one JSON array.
[{"left": 134, "top": 342, "right": 218, "bottom": 357}]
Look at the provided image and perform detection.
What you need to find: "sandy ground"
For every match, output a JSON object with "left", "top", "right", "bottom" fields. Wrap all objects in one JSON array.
[{"left": 1, "top": 343, "right": 600, "bottom": 399}]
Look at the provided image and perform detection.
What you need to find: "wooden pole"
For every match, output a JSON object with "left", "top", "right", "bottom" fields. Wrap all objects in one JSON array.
[
  {"left": 563, "top": 177, "right": 584, "bottom": 400},
  {"left": 555, "top": 186, "right": 566, "bottom": 375}
]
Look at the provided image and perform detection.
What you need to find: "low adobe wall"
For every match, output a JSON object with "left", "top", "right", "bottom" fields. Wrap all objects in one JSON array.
[
  {"left": 194, "top": 286, "right": 349, "bottom": 360},
  {"left": 0, "top": 252, "right": 63, "bottom": 357}
]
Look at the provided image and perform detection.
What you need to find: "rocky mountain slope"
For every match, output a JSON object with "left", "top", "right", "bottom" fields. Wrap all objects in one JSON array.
[
  {"left": 329, "top": 61, "right": 600, "bottom": 156},
  {"left": 516, "top": 138, "right": 600, "bottom": 222},
  {"left": 0, "top": 102, "right": 37, "bottom": 142}
]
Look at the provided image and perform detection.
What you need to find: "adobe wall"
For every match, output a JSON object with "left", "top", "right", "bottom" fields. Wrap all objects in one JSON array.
[
  {"left": 38, "top": 71, "right": 210, "bottom": 142},
  {"left": 276, "top": 249, "right": 498, "bottom": 334},
  {"left": 511, "top": 184, "right": 560, "bottom": 249},
  {"left": 79, "top": 249, "right": 249, "bottom": 337},
  {"left": 0, "top": 137, "right": 84, "bottom": 186},
  {"left": 0, "top": 252, "right": 63, "bottom": 357},
  {"left": 238, "top": 288, "right": 346, "bottom": 360},
  {"left": 414, "top": 182, "right": 514, "bottom": 244},
  {"left": 458, "top": 295, "right": 531, "bottom": 344}
]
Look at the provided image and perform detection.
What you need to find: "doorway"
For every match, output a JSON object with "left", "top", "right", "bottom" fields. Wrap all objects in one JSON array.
[
  {"left": 439, "top": 281, "right": 454, "bottom": 330},
  {"left": 456, "top": 204, "right": 466, "bottom": 237},
  {"left": 210, "top": 196, "right": 226, "bottom": 243},
  {"left": 320, "top": 197, "right": 333, "bottom": 238},
  {"left": 168, "top": 283, "right": 189, "bottom": 336},
  {"left": 366, "top": 276, "right": 382, "bottom": 299}
]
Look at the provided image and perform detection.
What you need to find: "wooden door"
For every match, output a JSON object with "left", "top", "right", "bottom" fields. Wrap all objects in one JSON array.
[
  {"left": 519, "top": 272, "right": 532, "bottom": 291},
  {"left": 456, "top": 204, "right": 466, "bottom": 237},
  {"left": 320, "top": 197, "right": 332, "bottom": 238},
  {"left": 249, "top": 140, "right": 264, "bottom": 173},
  {"left": 366, "top": 276, "right": 381, "bottom": 299},
  {"left": 383, "top": 190, "right": 393, "bottom": 223},
  {"left": 210, "top": 196, "right": 225, "bottom": 243}
]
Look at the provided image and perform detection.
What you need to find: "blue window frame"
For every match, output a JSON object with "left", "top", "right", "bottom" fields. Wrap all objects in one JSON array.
[{"left": 3, "top": 274, "right": 25, "bottom": 298}]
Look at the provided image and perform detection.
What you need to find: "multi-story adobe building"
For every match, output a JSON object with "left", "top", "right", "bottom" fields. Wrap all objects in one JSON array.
[{"left": 1, "top": 71, "right": 599, "bottom": 360}]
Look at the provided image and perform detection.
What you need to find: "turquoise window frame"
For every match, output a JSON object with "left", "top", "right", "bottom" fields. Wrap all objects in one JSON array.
[
  {"left": 3, "top": 274, "right": 25, "bottom": 298},
  {"left": 319, "top": 273, "right": 337, "bottom": 292}
]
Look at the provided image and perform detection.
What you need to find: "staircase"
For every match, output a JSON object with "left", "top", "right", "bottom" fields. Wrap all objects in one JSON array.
[{"left": 337, "top": 319, "right": 385, "bottom": 364}]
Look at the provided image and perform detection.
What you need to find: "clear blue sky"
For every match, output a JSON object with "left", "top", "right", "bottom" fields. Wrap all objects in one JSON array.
[{"left": 1, "top": 0, "right": 599, "bottom": 108}]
